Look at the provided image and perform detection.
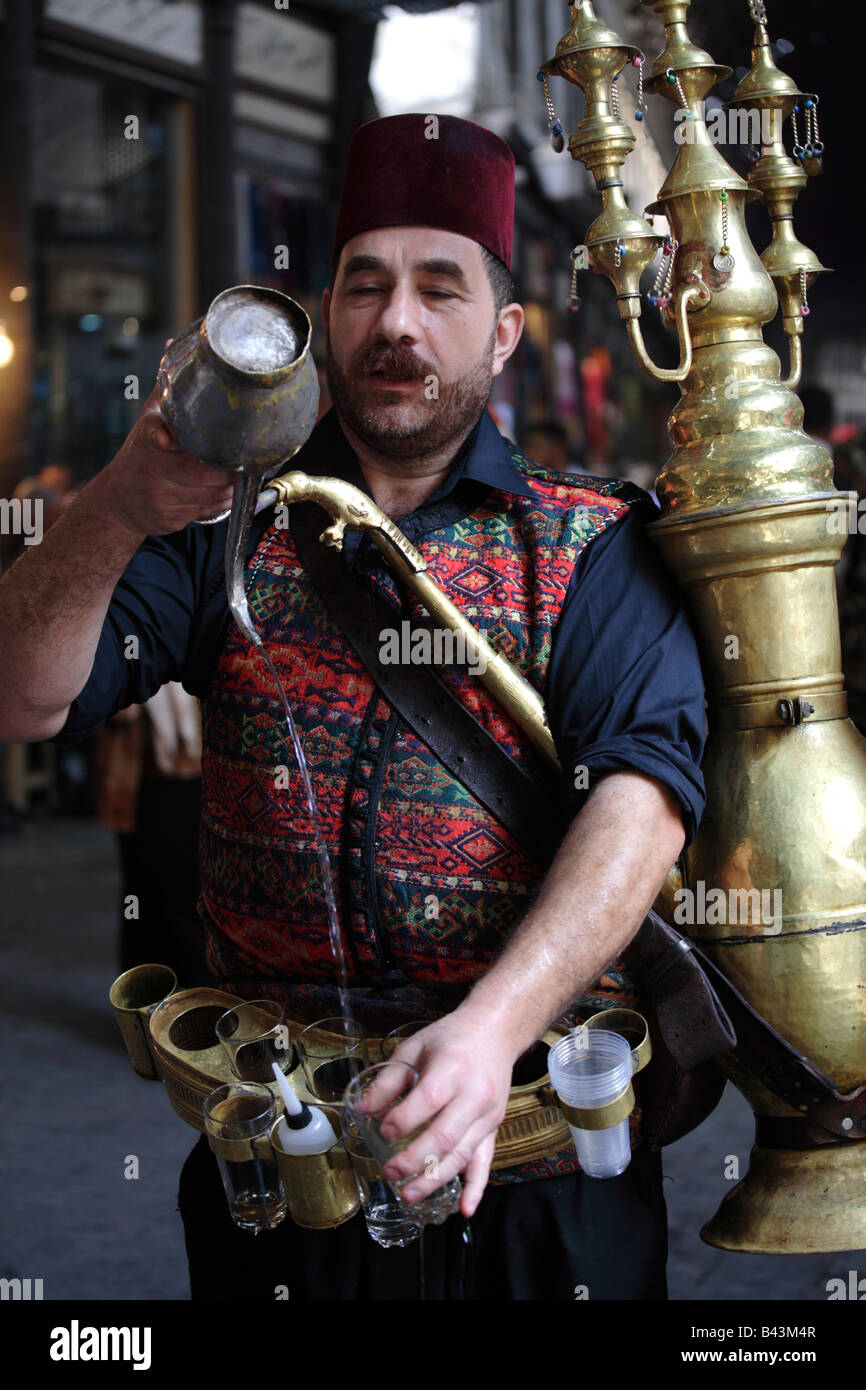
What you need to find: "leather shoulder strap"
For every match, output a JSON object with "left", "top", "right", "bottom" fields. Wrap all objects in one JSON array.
[{"left": 290, "top": 501, "right": 565, "bottom": 868}]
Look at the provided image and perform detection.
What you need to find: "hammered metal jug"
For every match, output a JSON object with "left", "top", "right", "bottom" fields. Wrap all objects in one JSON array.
[{"left": 157, "top": 284, "right": 319, "bottom": 646}]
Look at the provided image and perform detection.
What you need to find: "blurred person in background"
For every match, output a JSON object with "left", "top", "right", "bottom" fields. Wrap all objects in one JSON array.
[
  {"left": 94, "top": 683, "right": 209, "bottom": 985},
  {"left": 524, "top": 420, "right": 570, "bottom": 472}
]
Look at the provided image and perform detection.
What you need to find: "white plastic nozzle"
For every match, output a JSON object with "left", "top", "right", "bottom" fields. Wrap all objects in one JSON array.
[
  {"left": 271, "top": 1060, "right": 303, "bottom": 1116},
  {"left": 270, "top": 1061, "right": 337, "bottom": 1154}
]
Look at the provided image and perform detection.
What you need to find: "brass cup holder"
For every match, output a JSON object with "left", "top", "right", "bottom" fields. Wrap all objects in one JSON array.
[
  {"left": 109, "top": 963, "right": 179, "bottom": 1079},
  {"left": 269, "top": 1117, "right": 360, "bottom": 1230}
]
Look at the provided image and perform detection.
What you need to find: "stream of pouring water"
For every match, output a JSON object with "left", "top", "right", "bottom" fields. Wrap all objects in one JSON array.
[{"left": 257, "top": 642, "right": 353, "bottom": 1020}]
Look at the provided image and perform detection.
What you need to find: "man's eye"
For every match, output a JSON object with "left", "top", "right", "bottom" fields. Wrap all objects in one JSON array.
[{"left": 423, "top": 290, "right": 454, "bottom": 299}]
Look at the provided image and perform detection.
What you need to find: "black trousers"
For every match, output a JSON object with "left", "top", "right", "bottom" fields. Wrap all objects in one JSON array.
[{"left": 178, "top": 1135, "right": 668, "bottom": 1301}]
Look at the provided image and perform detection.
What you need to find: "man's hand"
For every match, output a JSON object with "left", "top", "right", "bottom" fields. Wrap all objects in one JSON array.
[
  {"left": 376, "top": 1007, "right": 520, "bottom": 1219},
  {"left": 0, "top": 367, "right": 236, "bottom": 741},
  {"left": 372, "top": 771, "right": 686, "bottom": 1221},
  {"left": 93, "top": 380, "right": 236, "bottom": 540}
]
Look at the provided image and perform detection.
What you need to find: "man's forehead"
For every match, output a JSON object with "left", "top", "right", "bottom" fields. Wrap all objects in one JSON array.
[{"left": 337, "top": 226, "right": 485, "bottom": 276}]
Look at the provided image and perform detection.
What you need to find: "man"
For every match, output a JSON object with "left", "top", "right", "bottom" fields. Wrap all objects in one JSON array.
[{"left": 0, "top": 115, "right": 705, "bottom": 1300}]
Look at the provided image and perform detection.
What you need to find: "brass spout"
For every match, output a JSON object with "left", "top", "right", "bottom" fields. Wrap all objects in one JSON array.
[
  {"left": 625, "top": 281, "right": 707, "bottom": 381},
  {"left": 264, "top": 472, "right": 560, "bottom": 771},
  {"left": 780, "top": 330, "right": 802, "bottom": 391}
]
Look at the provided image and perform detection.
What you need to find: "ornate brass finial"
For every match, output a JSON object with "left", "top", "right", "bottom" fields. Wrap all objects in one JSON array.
[
  {"left": 728, "top": 3, "right": 830, "bottom": 385},
  {"left": 540, "top": 0, "right": 704, "bottom": 375},
  {"left": 644, "top": 0, "right": 731, "bottom": 97}
]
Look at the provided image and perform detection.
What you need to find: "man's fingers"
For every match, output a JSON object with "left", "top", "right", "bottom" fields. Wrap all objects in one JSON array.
[
  {"left": 356, "top": 1059, "right": 416, "bottom": 1115},
  {"left": 147, "top": 420, "right": 181, "bottom": 453},
  {"left": 388, "top": 1114, "right": 497, "bottom": 1204},
  {"left": 382, "top": 1088, "right": 500, "bottom": 1188},
  {"left": 140, "top": 437, "right": 236, "bottom": 492},
  {"left": 461, "top": 1134, "right": 496, "bottom": 1217},
  {"left": 378, "top": 1055, "right": 458, "bottom": 1143}
]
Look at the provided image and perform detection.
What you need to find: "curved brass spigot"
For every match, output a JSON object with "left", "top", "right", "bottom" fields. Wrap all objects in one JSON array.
[
  {"left": 780, "top": 330, "right": 803, "bottom": 391},
  {"left": 625, "top": 280, "right": 708, "bottom": 382},
  {"left": 262, "top": 472, "right": 561, "bottom": 771}
]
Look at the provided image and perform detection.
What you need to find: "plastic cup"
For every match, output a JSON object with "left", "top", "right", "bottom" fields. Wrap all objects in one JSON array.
[{"left": 547, "top": 1028, "right": 633, "bottom": 1178}]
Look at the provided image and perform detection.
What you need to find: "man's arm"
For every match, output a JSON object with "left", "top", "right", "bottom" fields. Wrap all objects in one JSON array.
[
  {"left": 379, "top": 768, "right": 685, "bottom": 1217},
  {"left": 0, "top": 386, "right": 235, "bottom": 741}
]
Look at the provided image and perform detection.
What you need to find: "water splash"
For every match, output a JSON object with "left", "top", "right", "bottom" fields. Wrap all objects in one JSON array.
[
  {"left": 256, "top": 642, "right": 353, "bottom": 1019},
  {"left": 458, "top": 1218, "right": 473, "bottom": 1300},
  {"left": 419, "top": 1227, "right": 426, "bottom": 1302}
]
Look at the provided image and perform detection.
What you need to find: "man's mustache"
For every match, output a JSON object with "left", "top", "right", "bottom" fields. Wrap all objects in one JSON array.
[{"left": 351, "top": 345, "right": 434, "bottom": 380}]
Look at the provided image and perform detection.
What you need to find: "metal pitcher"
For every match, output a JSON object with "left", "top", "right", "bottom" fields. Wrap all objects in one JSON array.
[{"left": 157, "top": 284, "right": 319, "bottom": 646}]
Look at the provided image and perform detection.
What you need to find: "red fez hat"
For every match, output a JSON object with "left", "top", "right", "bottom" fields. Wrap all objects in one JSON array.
[{"left": 333, "top": 114, "right": 515, "bottom": 271}]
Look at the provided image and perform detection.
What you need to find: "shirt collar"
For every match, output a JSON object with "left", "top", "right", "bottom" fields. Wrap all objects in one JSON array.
[{"left": 292, "top": 405, "right": 534, "bottom": 505}]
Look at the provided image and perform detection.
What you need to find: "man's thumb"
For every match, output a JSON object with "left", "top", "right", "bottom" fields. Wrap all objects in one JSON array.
[{"left": 147, "top": 418, "right": 182, "bottom": 452}]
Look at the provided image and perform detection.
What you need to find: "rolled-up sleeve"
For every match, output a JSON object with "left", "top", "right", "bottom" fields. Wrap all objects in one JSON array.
[
  {"left": 546, "top": 499, "right": 707, "bottom": 844},
  {"left": 53, "top": 524, "right": 222, "bottom": 742}
]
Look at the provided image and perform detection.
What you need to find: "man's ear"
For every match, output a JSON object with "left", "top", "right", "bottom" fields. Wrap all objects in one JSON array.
[{"left": 492, "top": 303, "right": 524, "bottom": 378}]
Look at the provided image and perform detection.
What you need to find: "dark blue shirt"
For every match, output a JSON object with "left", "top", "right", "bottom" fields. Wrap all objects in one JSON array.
[{"left": 57, "top": 407, "right": 707, "bottom": 840}]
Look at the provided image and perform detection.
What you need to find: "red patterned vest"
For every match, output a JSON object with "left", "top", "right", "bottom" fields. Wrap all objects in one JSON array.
[{"left": 200, "top": 432, "right": 645, "bottom": 1181}]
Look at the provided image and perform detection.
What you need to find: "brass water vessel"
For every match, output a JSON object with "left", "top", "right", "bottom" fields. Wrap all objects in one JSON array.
[{"left": 541, "top": 0, "right": 866, "bottom": 1253}]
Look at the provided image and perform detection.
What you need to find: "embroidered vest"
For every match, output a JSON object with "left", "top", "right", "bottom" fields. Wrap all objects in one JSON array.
[{"left": 199, "top": 446, "right": 646, "bottom": 1181}]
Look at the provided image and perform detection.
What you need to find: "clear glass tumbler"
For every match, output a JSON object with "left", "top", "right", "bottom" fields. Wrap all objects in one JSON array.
[
  {"left": 203, "top": 1082, "right": 287, "bottom": 1233},
  {"left": 380, "top": 1019, "right": 429, "bottom": 1060},
  {"left": 215, "top": 999, "right": 293, "bottom": 1083},
  {"left": 296, "top": 1016, "right": 369, "bottom": 1104},
  {"left": 343, "top": 1060, "right": 461, "bottom": 1226},
  {"left": 341, "top": 1112, "right": 422, "bottom": 1248}
]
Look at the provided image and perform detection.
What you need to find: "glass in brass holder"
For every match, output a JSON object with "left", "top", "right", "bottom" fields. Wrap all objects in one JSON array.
[
  {"left": 543, "top": 0, "right": 866, "bottom": 1254},
  {"left": 108, "top": 963, "right": 178, "bottom": 1079},
  {"left": 269, "top": 1114, "right": 360, "bottom": 1230}
]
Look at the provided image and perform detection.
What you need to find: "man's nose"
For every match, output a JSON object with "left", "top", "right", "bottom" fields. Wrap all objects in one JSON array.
[{"left": 375, "top": 282, "right": 422, "bottom": 343}]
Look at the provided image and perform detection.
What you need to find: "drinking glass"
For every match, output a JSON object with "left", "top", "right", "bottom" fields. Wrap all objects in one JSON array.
[
  {"left": 215, "top": 999, "right": 293, "bottom": 1082},
  {"left": 109, "top": 963, "right": 178, "bottom": 1079},
  {"left": 341, "top": 1112, "right": 422, "bottom": 1248},
  {"left": 203, "top": 1082, "right": 287, "bottom": 1233},
  {"left": 296, "top": 1017, "right": 369, "bottom": 1104},
  {"left": 343, "top": 1059, "right": 461, "bottom": 1226},
  {"left": 380, "top": 1019, "right": 429, "bottom": 1060}
]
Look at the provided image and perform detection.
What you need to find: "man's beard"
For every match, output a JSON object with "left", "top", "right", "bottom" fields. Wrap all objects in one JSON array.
[{"left": 325, "top": 332, "right": 496, "bottom": 463}]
